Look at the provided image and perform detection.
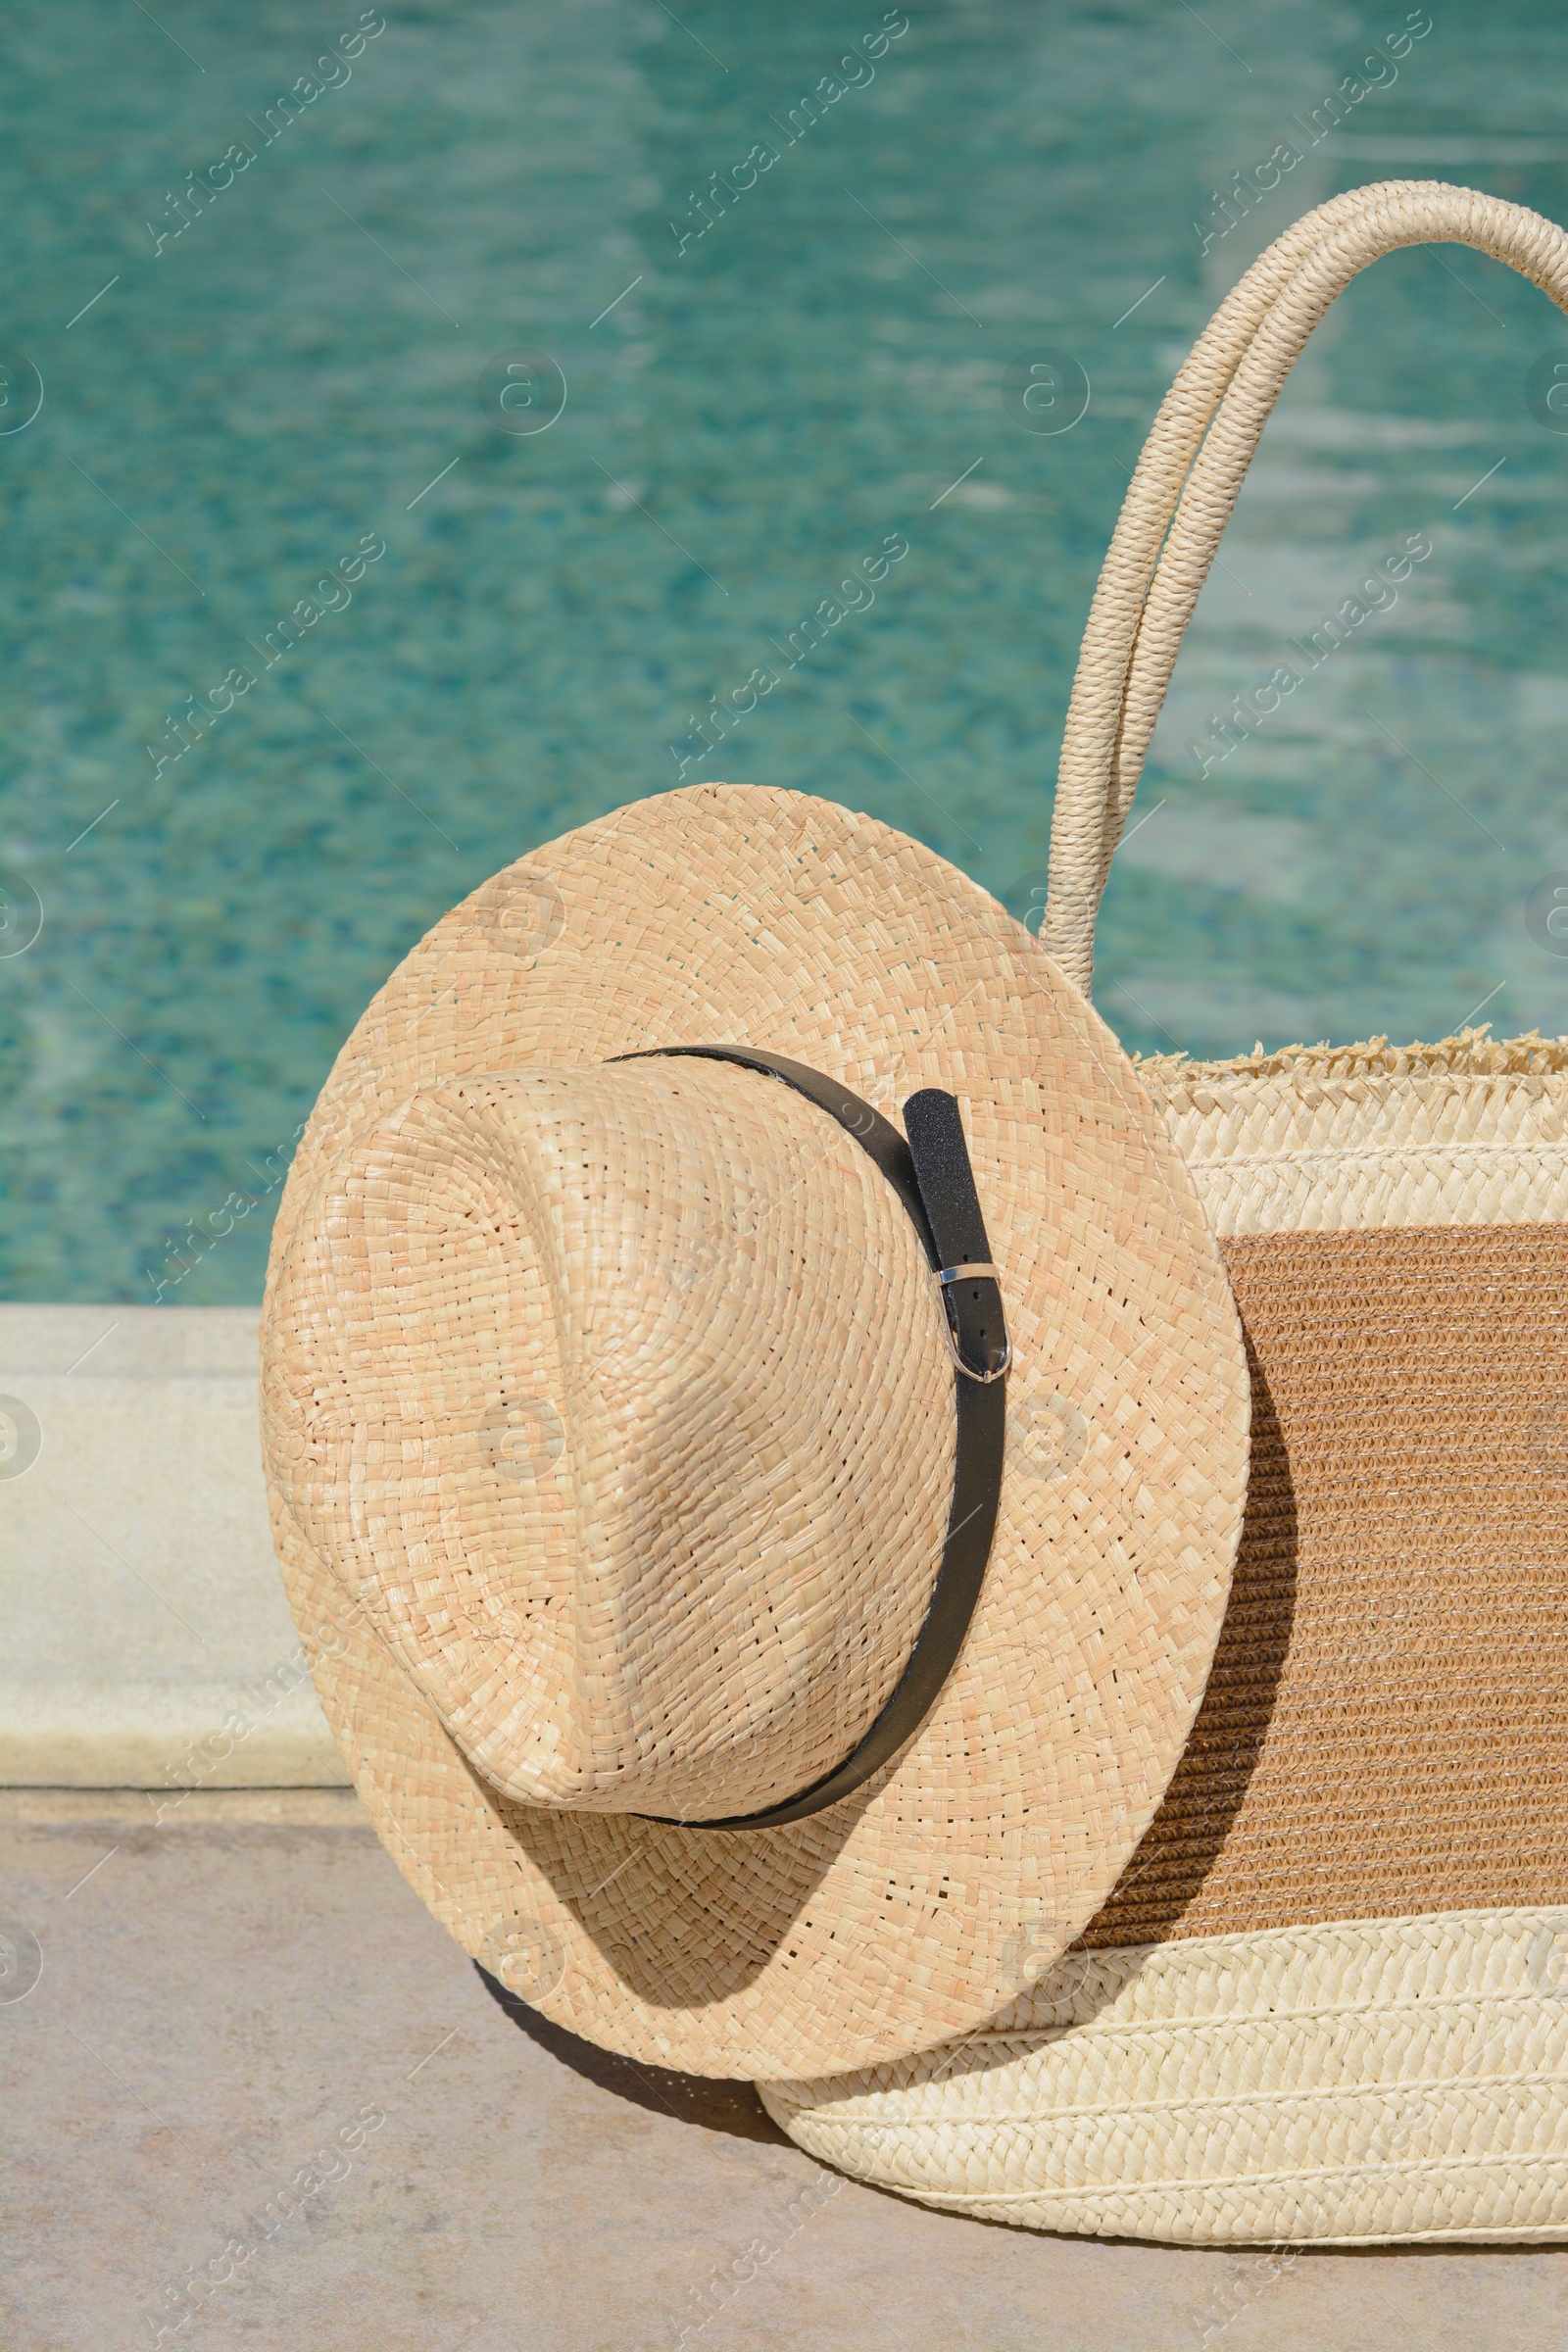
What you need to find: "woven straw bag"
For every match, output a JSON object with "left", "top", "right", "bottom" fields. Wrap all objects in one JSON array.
[{"left": 760, "top": 183, "right": 1568, "bottom": 2245}]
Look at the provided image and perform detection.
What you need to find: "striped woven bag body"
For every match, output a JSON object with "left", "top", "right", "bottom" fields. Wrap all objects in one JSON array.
[{"left": 762, "top": 181, "right": 1568, "bottom": 2246}]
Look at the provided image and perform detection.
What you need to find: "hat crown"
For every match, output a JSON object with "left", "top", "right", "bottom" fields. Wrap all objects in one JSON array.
[{"left": 262, "top": 1056, "right": 954, "bottom": 1820}]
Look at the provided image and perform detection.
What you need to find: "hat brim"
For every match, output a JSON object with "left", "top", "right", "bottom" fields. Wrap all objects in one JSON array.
[{"left": 265, "top": 784, "right": 1249, "bottom": 2077}]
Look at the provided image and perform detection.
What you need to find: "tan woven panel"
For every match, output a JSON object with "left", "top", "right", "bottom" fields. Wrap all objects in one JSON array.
[{"left": 1080, "top": 1223, "right": 1568, "bottom": 1947}]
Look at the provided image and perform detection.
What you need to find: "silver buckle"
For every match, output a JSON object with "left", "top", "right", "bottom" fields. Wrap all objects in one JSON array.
[{"left": 933, "top": 1263, "right": 1010, "bottom": 1383}]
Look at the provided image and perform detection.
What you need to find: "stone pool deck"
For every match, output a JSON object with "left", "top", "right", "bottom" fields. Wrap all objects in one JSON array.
[
  {"left": 3, "top": 1304, "right": 1567, "bottom": 2347},
  {"left": 8, "top": 1787, "right": 1567, "bottom": 2352}
]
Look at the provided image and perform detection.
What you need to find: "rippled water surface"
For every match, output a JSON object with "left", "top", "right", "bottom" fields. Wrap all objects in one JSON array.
[{"left": 4, "top": 0, "right": 1568, "bottom": 1298}]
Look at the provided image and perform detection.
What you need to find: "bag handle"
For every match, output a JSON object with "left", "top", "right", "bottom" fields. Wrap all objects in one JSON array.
[{"left": 1043, "top": 181, "right": 1568, "bottom": 997}]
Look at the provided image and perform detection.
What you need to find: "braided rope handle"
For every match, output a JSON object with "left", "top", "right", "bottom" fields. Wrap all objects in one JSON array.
[{"left": 1043, "top": 181, "right": 1568, "bottom": 998}]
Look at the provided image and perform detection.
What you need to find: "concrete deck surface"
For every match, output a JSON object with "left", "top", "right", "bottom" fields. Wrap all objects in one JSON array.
[{"left": 6, "top": 1790, "right": 1567, "bottom": 2352}]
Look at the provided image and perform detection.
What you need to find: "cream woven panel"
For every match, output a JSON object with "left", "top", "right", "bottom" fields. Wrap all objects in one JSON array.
[
  {"left": 760, "top": 1908, "right": 1568, "bottom": 2245},
  {"left": 1137, "top": 1042, "right": 1568, "bottom": 1236}
]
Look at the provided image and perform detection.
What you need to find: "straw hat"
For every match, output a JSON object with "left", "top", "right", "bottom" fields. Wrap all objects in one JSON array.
[{"left": 260, "top": 783, "right": 1248, "bottom": 2078}]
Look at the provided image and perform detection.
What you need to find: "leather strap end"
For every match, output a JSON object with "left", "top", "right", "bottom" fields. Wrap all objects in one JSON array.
[{"left": 904, "top": 1089, "right": 1009, "bottom": 1382}]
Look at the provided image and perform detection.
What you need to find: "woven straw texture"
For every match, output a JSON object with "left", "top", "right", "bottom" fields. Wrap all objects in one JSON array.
[
  {"left": 1139, "top": 1032, "right": 1568, "bottom": 1236},
  {"left": 760, "top": 1907, "right": 1568, "bottom": 2244},
  {"left": 262, "top": 783, "right": 1249, "bottom": 2079},
  {"left": 1077, "top": 1032, "right": 1568, "bottom": 1948},
  {"left": 1083, "top": 1210, "right": 1568, "bottom": 1946},
  {"left": 266, "top": 1056, "right": 960, "bottom": 1822}
]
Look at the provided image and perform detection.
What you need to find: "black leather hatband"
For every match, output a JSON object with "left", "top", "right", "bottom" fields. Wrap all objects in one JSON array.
[{"left": 613, "top": 1045, "right": 1009, "bottom": 1831}]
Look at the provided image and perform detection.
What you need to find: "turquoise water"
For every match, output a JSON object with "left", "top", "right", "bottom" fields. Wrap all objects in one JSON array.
[{"left": 5, "top": 0, "right": 1568, "bottom": 1301}]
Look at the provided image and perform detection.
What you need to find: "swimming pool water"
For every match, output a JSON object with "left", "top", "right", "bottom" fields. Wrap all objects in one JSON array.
[{"left": 4, "top": 0, "right": 1568, "bottom": 1300}]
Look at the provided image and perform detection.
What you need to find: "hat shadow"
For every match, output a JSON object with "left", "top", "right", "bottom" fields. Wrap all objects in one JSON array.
[
  {"left": 474, "top": 1962, "right": 788, "bottom": 2143},
  {"left": 1045, "top": 1336, "right": 1298, "bottom": 1948},
  {"left": 482, "top": 1964, "right": 1568, "bottom": 2259}
]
